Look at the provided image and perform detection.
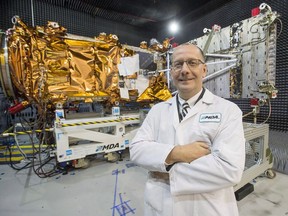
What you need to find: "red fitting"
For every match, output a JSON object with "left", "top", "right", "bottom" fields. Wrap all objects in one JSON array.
[
  {"left": 251, "top": 7, "right": 260, "bottom": 17},
  {"left": 250, "top": 98, "right": 259, "bottom": 107},
  {"left": 8, "top": 101, "right": 29, "bottom": 114}
]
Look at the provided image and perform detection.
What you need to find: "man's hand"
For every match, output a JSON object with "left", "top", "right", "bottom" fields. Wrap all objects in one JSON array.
[{"left": 165, "top": 142, "right": 210, "bottom": 164}]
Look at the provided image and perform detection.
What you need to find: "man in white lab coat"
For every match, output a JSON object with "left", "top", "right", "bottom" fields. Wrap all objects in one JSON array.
[{"left": 130, "top": 43, "right": 245, "bottom": 216}]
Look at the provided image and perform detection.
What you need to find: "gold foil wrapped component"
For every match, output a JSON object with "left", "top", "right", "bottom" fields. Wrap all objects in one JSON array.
[
  {"left": 95, "top": 32, "right": 119, "bottom": 45},
  {"left": 96, "top": 32, "right": 107, "bottom": 41},
  {"left": 128, "top": 89, "right": 138, "bottom": 101},
  {"left": 162, "top": 38, "right": 171, "bottom": 50},
  {"left": 6, "top": 18, "right": 124, "bottom": 107},
  {"left": 148, "top": 38, "right": 172, "bottom": 53},
  {"left": 105, "top": 72, "right": 119, "bottom": 93},
  {"left": 120, "top": 48, "right": 135, "bottom": 58},
  {"left": 140, "top": 41, "right": 148, "bottom": 49},
  {"left": 126, "top": 73, "right": 137, "bottom": 79},
  {"left": 45, "top": 21, "right": 67, "bottom": 35},
  {"left": 137, "top": 72, "right": 172, "bottom": 102},
  {"left": 4, "top": 17, "right": 172, "bottom": 112},
  {"left": 65, "top": 39, "right": 96, "bottom": 93}
]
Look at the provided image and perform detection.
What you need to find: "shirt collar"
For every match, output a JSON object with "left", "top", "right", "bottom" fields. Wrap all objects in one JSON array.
[{"left": 178, "top": 89, "right": 203, "bottom": 107}]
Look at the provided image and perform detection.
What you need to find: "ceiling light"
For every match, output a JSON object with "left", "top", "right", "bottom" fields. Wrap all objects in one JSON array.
[{"left": 168, "top": 21, "right": 179, "bottom": 34}]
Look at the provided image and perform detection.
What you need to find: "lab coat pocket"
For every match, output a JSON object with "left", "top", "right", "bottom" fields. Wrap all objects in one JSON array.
[{"left": 144, "top": 179, "right": 164, "bottom": 212}]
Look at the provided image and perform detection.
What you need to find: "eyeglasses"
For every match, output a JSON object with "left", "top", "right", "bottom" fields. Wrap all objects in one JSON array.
[{"left": 171, "top": 59, "right": 205, "bottom": 71}]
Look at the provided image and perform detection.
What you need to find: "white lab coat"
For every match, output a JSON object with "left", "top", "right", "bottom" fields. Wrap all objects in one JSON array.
[{"left": 130, "top": 89, "right": 245, "bottom": 216}]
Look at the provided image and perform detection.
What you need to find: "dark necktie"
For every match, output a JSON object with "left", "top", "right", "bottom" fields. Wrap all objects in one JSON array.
[{"left": 182, "top": 102, "right": 190, "bottom": 118}]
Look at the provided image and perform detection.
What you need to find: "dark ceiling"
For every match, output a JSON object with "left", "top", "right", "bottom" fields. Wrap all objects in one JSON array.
[{"left": 38, "top": 0, "right": 231, "bottom": 31}]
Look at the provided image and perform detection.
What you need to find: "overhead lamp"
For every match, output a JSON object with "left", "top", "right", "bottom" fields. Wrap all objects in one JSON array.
[{"left": 168, "top": 21, "right": 179, "bottom": 34}]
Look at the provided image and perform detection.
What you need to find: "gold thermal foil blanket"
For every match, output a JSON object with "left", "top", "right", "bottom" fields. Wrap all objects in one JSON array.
[
  {"left": 137, "top": 72, "right": 171, "bottom": 102},
  {"left": 7, "top": 18, "right": 121, "bottom": 105},
  {"left": 6, "top": 17, "right": 171, "bottom": 106}
]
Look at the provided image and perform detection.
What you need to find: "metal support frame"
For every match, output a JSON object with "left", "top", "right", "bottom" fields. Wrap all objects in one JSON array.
[
  {"left": 234, "top": 123, "right": 272, "bottom": 191},
  {"left": 54, "top": 113, "right": 140, "bottom": 162}
]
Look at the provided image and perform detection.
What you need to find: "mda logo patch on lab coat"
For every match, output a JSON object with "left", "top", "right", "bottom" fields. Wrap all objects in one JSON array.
[{"left": 199, "top": 113, "right": 221, "bottom": 123}]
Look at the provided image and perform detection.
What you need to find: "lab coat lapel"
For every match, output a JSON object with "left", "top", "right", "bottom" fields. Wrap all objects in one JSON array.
[
  {"left": 170, "top": 96, "right": 180, "bottom": 129},
  {"left": 182, "top": 102, "right": 203, "bottom": 122}
]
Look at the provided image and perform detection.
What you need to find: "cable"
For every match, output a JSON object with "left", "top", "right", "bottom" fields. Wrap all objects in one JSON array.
[
  {"left": 261, "top": 99, "right": 271, "bottom": 124},
  {"left": 7, "top": 144, "right": 32, "bottom": 171},
  {"left": 4, "top": 103, "right": 64, "bottom": 177},
  {"left": 242, "top": 110, "right": 254, "bottom": 118},
  {"left": 275, "top": 17, "right": 283, "bottom": 39}
]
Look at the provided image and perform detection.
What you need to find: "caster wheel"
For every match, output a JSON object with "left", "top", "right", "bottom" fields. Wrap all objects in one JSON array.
[{"left": 265, "top": 168, "right": 276, "bottom": 179}]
